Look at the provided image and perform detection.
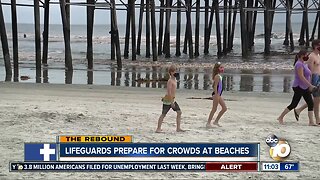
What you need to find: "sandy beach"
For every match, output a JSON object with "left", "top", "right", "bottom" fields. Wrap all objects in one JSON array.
[{"left": 0, "top": 82, "right": 319, "bottom": 179}]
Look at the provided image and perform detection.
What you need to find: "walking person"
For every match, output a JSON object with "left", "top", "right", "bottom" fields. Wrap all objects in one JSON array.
[
  {"left": 292, "top": 39, "right": 320, "bottom": 125},
  {"left": 156, "top": 65, "right": 185, "bottom": 133},
  {"left": 206, "top": 62, "right": 227, "bottom": 128},
  {"left": 277, "top": 50, "right": 317, "bottom": 126}
]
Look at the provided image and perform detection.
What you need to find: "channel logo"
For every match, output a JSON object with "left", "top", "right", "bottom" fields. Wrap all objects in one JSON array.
[{"left": 265, "top": 134, "right": 291, "bottom": 161}]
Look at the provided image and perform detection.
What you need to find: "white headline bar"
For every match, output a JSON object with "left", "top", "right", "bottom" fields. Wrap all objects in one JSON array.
[{"left": 59, "top": 157, "right": 258, "bottom": 162}]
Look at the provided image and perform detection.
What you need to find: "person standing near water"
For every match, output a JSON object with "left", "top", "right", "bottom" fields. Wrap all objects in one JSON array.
[
  {"left": 156, "top": 65, "right": 185, "bottom": 133},
  {"left": 277, "top": 50, "right": 317, "bottom": 126},
  {"left": 206, "top": 62, "right": 227, "bottom": 128}
]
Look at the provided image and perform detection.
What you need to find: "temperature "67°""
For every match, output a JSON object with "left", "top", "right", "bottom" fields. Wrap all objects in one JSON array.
[{"left": 284, "top": 164, "right": 294, "bottom": 170}]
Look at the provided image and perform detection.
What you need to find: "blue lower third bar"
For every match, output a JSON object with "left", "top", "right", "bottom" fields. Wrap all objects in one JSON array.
[{"left": 280, "top": 162, "right": 299, "bottom": 171}]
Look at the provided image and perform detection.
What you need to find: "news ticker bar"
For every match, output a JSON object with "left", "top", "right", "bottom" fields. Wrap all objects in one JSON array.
[
  {"left": 10, "top": 162, "right": 258, "bottom": 172},
  {"left": 10, "top": 162, "right": 299, "bottom": 172}
]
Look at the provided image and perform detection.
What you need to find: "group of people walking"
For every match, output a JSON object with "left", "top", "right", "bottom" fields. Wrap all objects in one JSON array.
[
  {"left": 155, "top": 63, "right": 227, "bottom": 133},
  {"left": 155, "top": 39, "right": 320, "bottom": 133},
  {"left": 278, "top": 39, "right": 320, "bottom": 126}
]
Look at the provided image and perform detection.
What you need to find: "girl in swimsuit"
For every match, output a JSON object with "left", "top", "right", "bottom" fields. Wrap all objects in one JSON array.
[{"left": 206, "top": 62, "right": 227, "bottom": 128}]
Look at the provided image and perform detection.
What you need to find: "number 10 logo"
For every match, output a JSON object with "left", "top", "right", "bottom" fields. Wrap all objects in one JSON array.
[{"left": 266, "top": 134, "right": 291, "bottom": 161}]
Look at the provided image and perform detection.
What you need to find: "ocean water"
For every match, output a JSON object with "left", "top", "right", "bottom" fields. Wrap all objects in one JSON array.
[
  {"left": 0, "top": 22, "right": 312, "bottom": 64},
  {"left": 0, "top": 22, "right": 315, "bottom": 92}
]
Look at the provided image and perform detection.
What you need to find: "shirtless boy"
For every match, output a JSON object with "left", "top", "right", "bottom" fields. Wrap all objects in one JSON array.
[{"left": 155, "top": 65, "right": 185, "bottom": 133}]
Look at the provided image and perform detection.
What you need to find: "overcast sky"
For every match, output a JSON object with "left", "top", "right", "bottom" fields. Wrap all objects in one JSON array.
[{"left": 1, "top": 0, "right": 316, "bottom": 25}]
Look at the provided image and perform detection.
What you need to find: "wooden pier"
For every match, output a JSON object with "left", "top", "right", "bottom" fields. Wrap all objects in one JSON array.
[{"left": 1, "top": 0, "right": 320, "bottom": 81}]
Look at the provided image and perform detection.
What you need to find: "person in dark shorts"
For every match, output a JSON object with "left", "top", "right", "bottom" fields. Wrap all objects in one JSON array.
[
  {"left": 162, "top": 102, "right": 181, "bottom": 115},
  {"left": 156, "top": 65, "right": 185, "bottom": 133},
  {"left": 277, "top": 50, "right": 317, "bottom": 126},
  {"left": 295, "top": 39, "right": 320, "bottom": 124}
]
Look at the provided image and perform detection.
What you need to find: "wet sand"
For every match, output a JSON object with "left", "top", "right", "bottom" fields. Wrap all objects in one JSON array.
[{"left": 1, "top": 63, "right": 294, "bottom": 93}]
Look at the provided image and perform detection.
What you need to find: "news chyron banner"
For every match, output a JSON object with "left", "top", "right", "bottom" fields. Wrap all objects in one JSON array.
[{"left": 10, "top": 135, "right": 260, "bottom": 172}]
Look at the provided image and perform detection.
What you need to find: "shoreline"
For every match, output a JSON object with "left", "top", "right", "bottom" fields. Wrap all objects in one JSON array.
[
  {"left": 0, "top": 59, "right": 294, "bottom": 71},
  {"left": 115, "top": 61, "right": 296, "bottom": 71},
  {"left": 1, "top": 59, "right": 296, "bottom": 72},
  {"left": 1, "top": 50, "right": 299, "bottom": 72}
]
